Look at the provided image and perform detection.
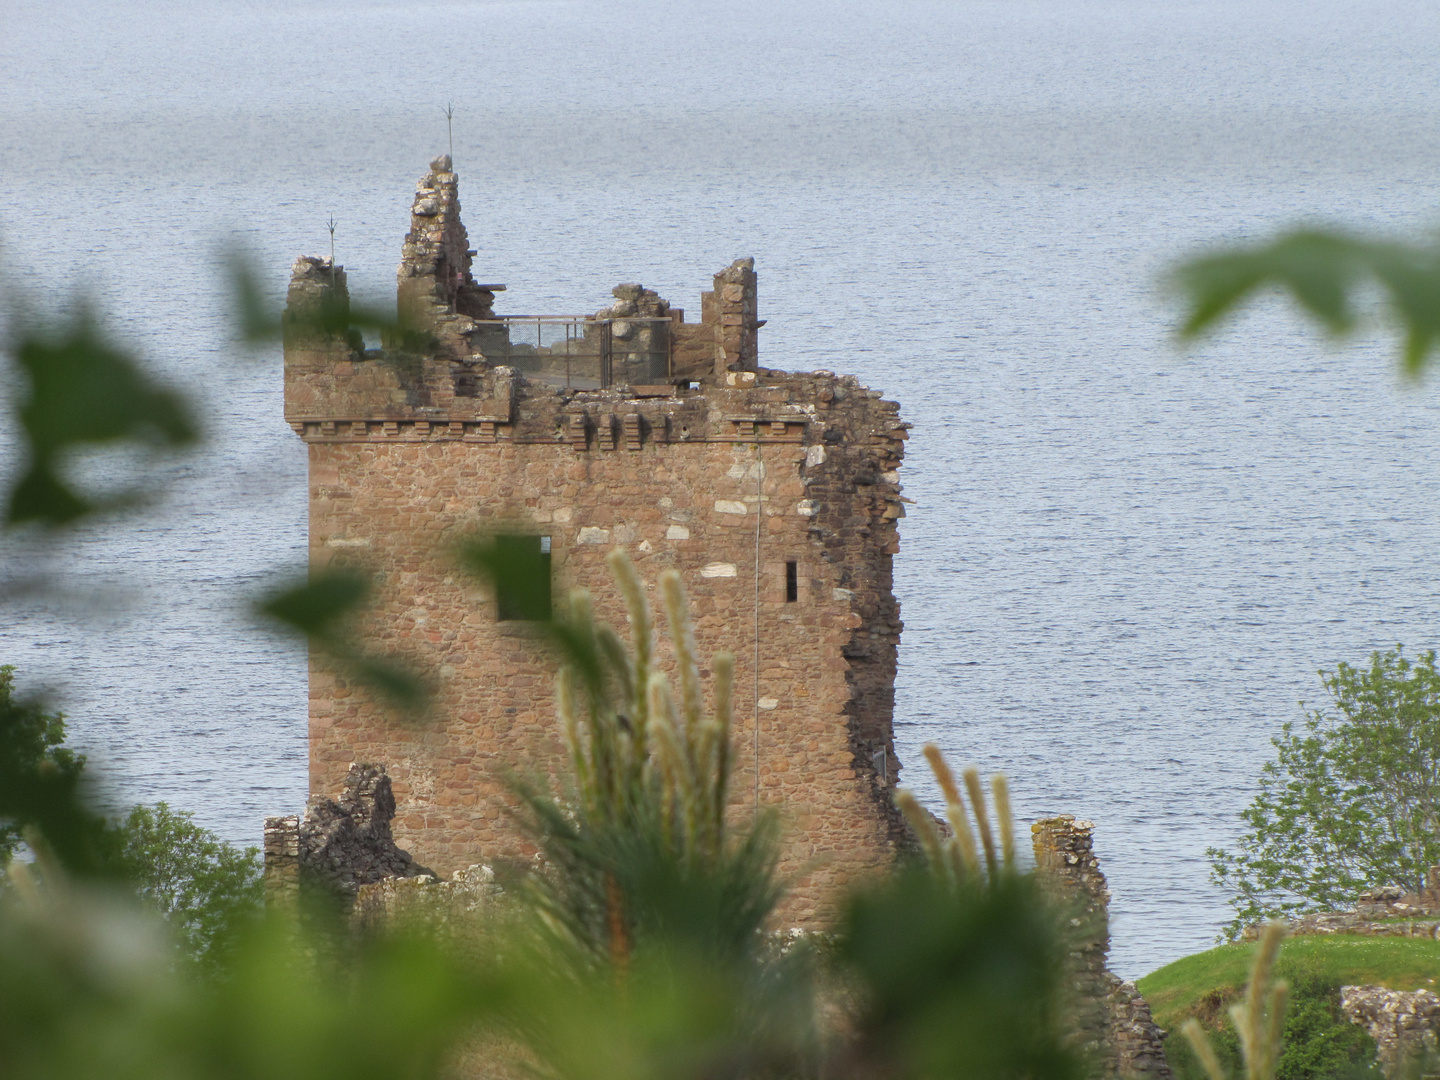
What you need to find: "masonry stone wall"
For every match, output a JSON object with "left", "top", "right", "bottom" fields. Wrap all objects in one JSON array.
[
  {"left": 263, "top": 763, "right": 433, "bottom": 903},
  {"left": 1033, "top": 815, "right": 1173, "bottom": 1080},
  {"left": 1245, "top": 869, "right": 1440, "bottom": 942},
  {"left": 283, "top": 158, "right": 910, "bottom": 924},
  {"left": 1341, "top": 986, "right": 1440, "bottom": 1079}
]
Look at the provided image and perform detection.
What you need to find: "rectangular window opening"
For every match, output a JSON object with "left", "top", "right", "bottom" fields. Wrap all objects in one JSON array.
[
  {"left": 495, "top": 534, "right": 553, "bottom": 621},
  {"left": 785, "top": 560, "right": 798, "bottom": 603}
]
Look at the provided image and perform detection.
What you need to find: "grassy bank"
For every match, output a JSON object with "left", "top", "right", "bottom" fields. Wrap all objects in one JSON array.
[{"left": 1138, "top": 935, "right": 1440, "bottom": 1080}]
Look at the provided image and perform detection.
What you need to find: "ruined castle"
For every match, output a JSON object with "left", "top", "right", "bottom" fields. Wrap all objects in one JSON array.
[
  {"left": 281, "top": 155, "right": 911, "bottom": 921},
  {"left": 272, "top": 157, "right": 1177, "bottom": 1080}
]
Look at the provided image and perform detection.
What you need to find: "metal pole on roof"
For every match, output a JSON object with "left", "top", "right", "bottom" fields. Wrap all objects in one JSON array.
[{"left": 754, "top": 435, "right": 763, "bottom": 815}]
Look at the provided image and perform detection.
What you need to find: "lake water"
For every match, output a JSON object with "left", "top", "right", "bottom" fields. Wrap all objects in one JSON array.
[{"left": 3, "top": 0, "right": 1440, "bottom": 979}]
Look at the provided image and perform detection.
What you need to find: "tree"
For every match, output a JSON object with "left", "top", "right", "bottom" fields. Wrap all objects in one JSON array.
[
  {"left": 0, "top": 665, "right": 89, "bottom": 864},
  {"left": 102, "top": 803, "right": 262, "bottom": 971},
  {"left": 1209, "top": 648, "right": 1440, "bottom": 938},
  {"left": 0, "top": 662, "right": 260, "bottom": 971}
]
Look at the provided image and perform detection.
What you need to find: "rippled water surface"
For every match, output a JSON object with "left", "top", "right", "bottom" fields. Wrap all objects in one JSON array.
[{"left": 4, "top": 0, "right": 1440, "bottom": 978}]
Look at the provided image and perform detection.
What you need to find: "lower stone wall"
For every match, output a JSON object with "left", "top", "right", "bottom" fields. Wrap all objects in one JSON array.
[
  {"left": 1251, "top": 871, "right": 1440, "bottom": 941},
  {"left": 1033, "top": 815, "right": 1173, "bottom": 1080},
  {"left": 268, "top": 774, "right": 1170, "bottom": 1080},
  {"left": 1107, "top": 973, "right": 1174, "bottom": 1080},
  {"left": 1341, "top": 986, "right": 1440, "bottom": 1079}
]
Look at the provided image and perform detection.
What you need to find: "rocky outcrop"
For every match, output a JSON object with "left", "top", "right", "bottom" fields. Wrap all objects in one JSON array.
[{"left": 1341, "top": 986, "right": 1440, "bottom": 1079}]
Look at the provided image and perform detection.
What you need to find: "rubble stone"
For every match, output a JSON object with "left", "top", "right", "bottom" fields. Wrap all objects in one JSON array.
[
  {"left": 1341, "top": 986, "right": 1440, "bottom": 1079},
  {"left": 1244, "top": 866, "right": 1440, "bottom": 941},
  {"left": 264, "top": 763, "right": 433, "bottom": 902}
]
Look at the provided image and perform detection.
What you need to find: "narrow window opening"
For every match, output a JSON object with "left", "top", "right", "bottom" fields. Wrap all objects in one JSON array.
[
  {"left": 495, "top": 534, "right": 552, "bottom": 621},
  {"left": 785, "top": 560, "right": 798, "bottom": 603}
]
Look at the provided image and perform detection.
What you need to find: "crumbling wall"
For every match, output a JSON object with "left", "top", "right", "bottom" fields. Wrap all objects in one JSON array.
[
  {"left": 396, "top": 154, "right": 500, "bottom": 359},
  {"left": 714, "top": 257, "right": 760, "bottom": 374},
  {"left": 263, "top": 813, "right": 301, "bottom": 907},
  {"left": 1341, "top": 986, "right": 1440, "bottom": 1079},
  {"left": 264, "top": 763, "right": 433, "bottom": 902},
  {"left": 1106, "top": 974, "right": 1174, "bottom": 1080},
  {"left": 1033, "top": 815, "right": 1173, "bottom": 1080},
  {"left": 1247, "top": 870, "right": 1440, "bottom": 941},
  {"left": 353, "top": 863, "right": 501, "bottom": 936}
]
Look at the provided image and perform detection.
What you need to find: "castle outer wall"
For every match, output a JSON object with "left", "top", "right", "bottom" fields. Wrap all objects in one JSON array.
[{"left": 285, "top": 159, "right": 911, "bottom": 922}]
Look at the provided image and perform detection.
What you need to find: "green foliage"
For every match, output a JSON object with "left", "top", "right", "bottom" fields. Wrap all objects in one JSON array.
[
  {"left": 1140, "top": 935, "right": 1440, "bottom": 1027},
  {"left": 0, "top": 670, "right": 263, "bottom": 970},
  {"left": 490, "top": 547, "right": 781, "bottom": 970},
  {"left": 1209, "top": 648, "right": 1440, "bottom": 937},
  {"left": 1172, "top": 229, "right": 1440, "bottom": 376},
  {"left": 895, "top": 742, "right": 1017, "bottom": 883},
  {"left": 0, "top": 879, "right": 495, "bottom": 1080},
  {"left": 101, "top": 802, "right": 263, "bottom": 971},
  {"left": 1171, "top": 986, "right": 1381, "bottom": 1080},
  {"left": 835, "top": 867, "right": 1080, "bottom": 1080},
  {"left": 1182, "top": 924, "right": 1291, "bottom": 1080},
  {"left": 1156, "top": 939, "right": 1385, "bottom": 1080},
  {"left": 0, "top": 666, "right": 87, "bottom": 863},
  {"left": 4, "top": 299, "right": 198, "bottom": 527}
]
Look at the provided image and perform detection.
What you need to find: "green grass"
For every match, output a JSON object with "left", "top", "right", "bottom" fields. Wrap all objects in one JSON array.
[
  {"left": 1139, "top": 935, "right": 1440, "bottom": 1030},
  {"left": 1138, "top": 936, "right": 1440, "bottom": 1080}
]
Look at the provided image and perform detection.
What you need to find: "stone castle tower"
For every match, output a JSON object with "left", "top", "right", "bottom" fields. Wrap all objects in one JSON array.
[{"left": 282, "top": 156, "right": 911, "bottom": 921}]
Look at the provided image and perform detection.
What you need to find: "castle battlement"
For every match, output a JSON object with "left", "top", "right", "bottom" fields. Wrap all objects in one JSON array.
[{"left": 284, "top": 156, "right": 910, "bottom": 923}]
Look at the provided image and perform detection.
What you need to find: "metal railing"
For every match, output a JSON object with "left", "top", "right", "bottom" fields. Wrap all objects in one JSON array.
[{"left": 472, "top": 316, "right": 671, "bottom": 390}]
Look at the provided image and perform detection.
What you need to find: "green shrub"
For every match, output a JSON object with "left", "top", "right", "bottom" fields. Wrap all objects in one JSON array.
[{"left": 1170, "top": 970, "right": 1381, "bottom": 1080}]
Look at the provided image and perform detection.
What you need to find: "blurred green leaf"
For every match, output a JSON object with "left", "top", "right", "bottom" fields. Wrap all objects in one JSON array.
[
  {"left": 257, "top": 570, "right": 370, "bottom": 644},
  {"left": 348, "top": 657, "right": 429, "bottom": 710},
  {"left": 256, "top": 570, "right": 427, "bottom": 710},
  {"left": 459, "top": 534, "right": 553, "bottom": 623},
  {"left": 6, "top": 305, "right": 198, "bottom": 527},
  {"left": 1172, "top": 229, "right": 1440, "bottom": 377},
  {"left": 228, "top": 255, "right": 435, "bottom": 353}
]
